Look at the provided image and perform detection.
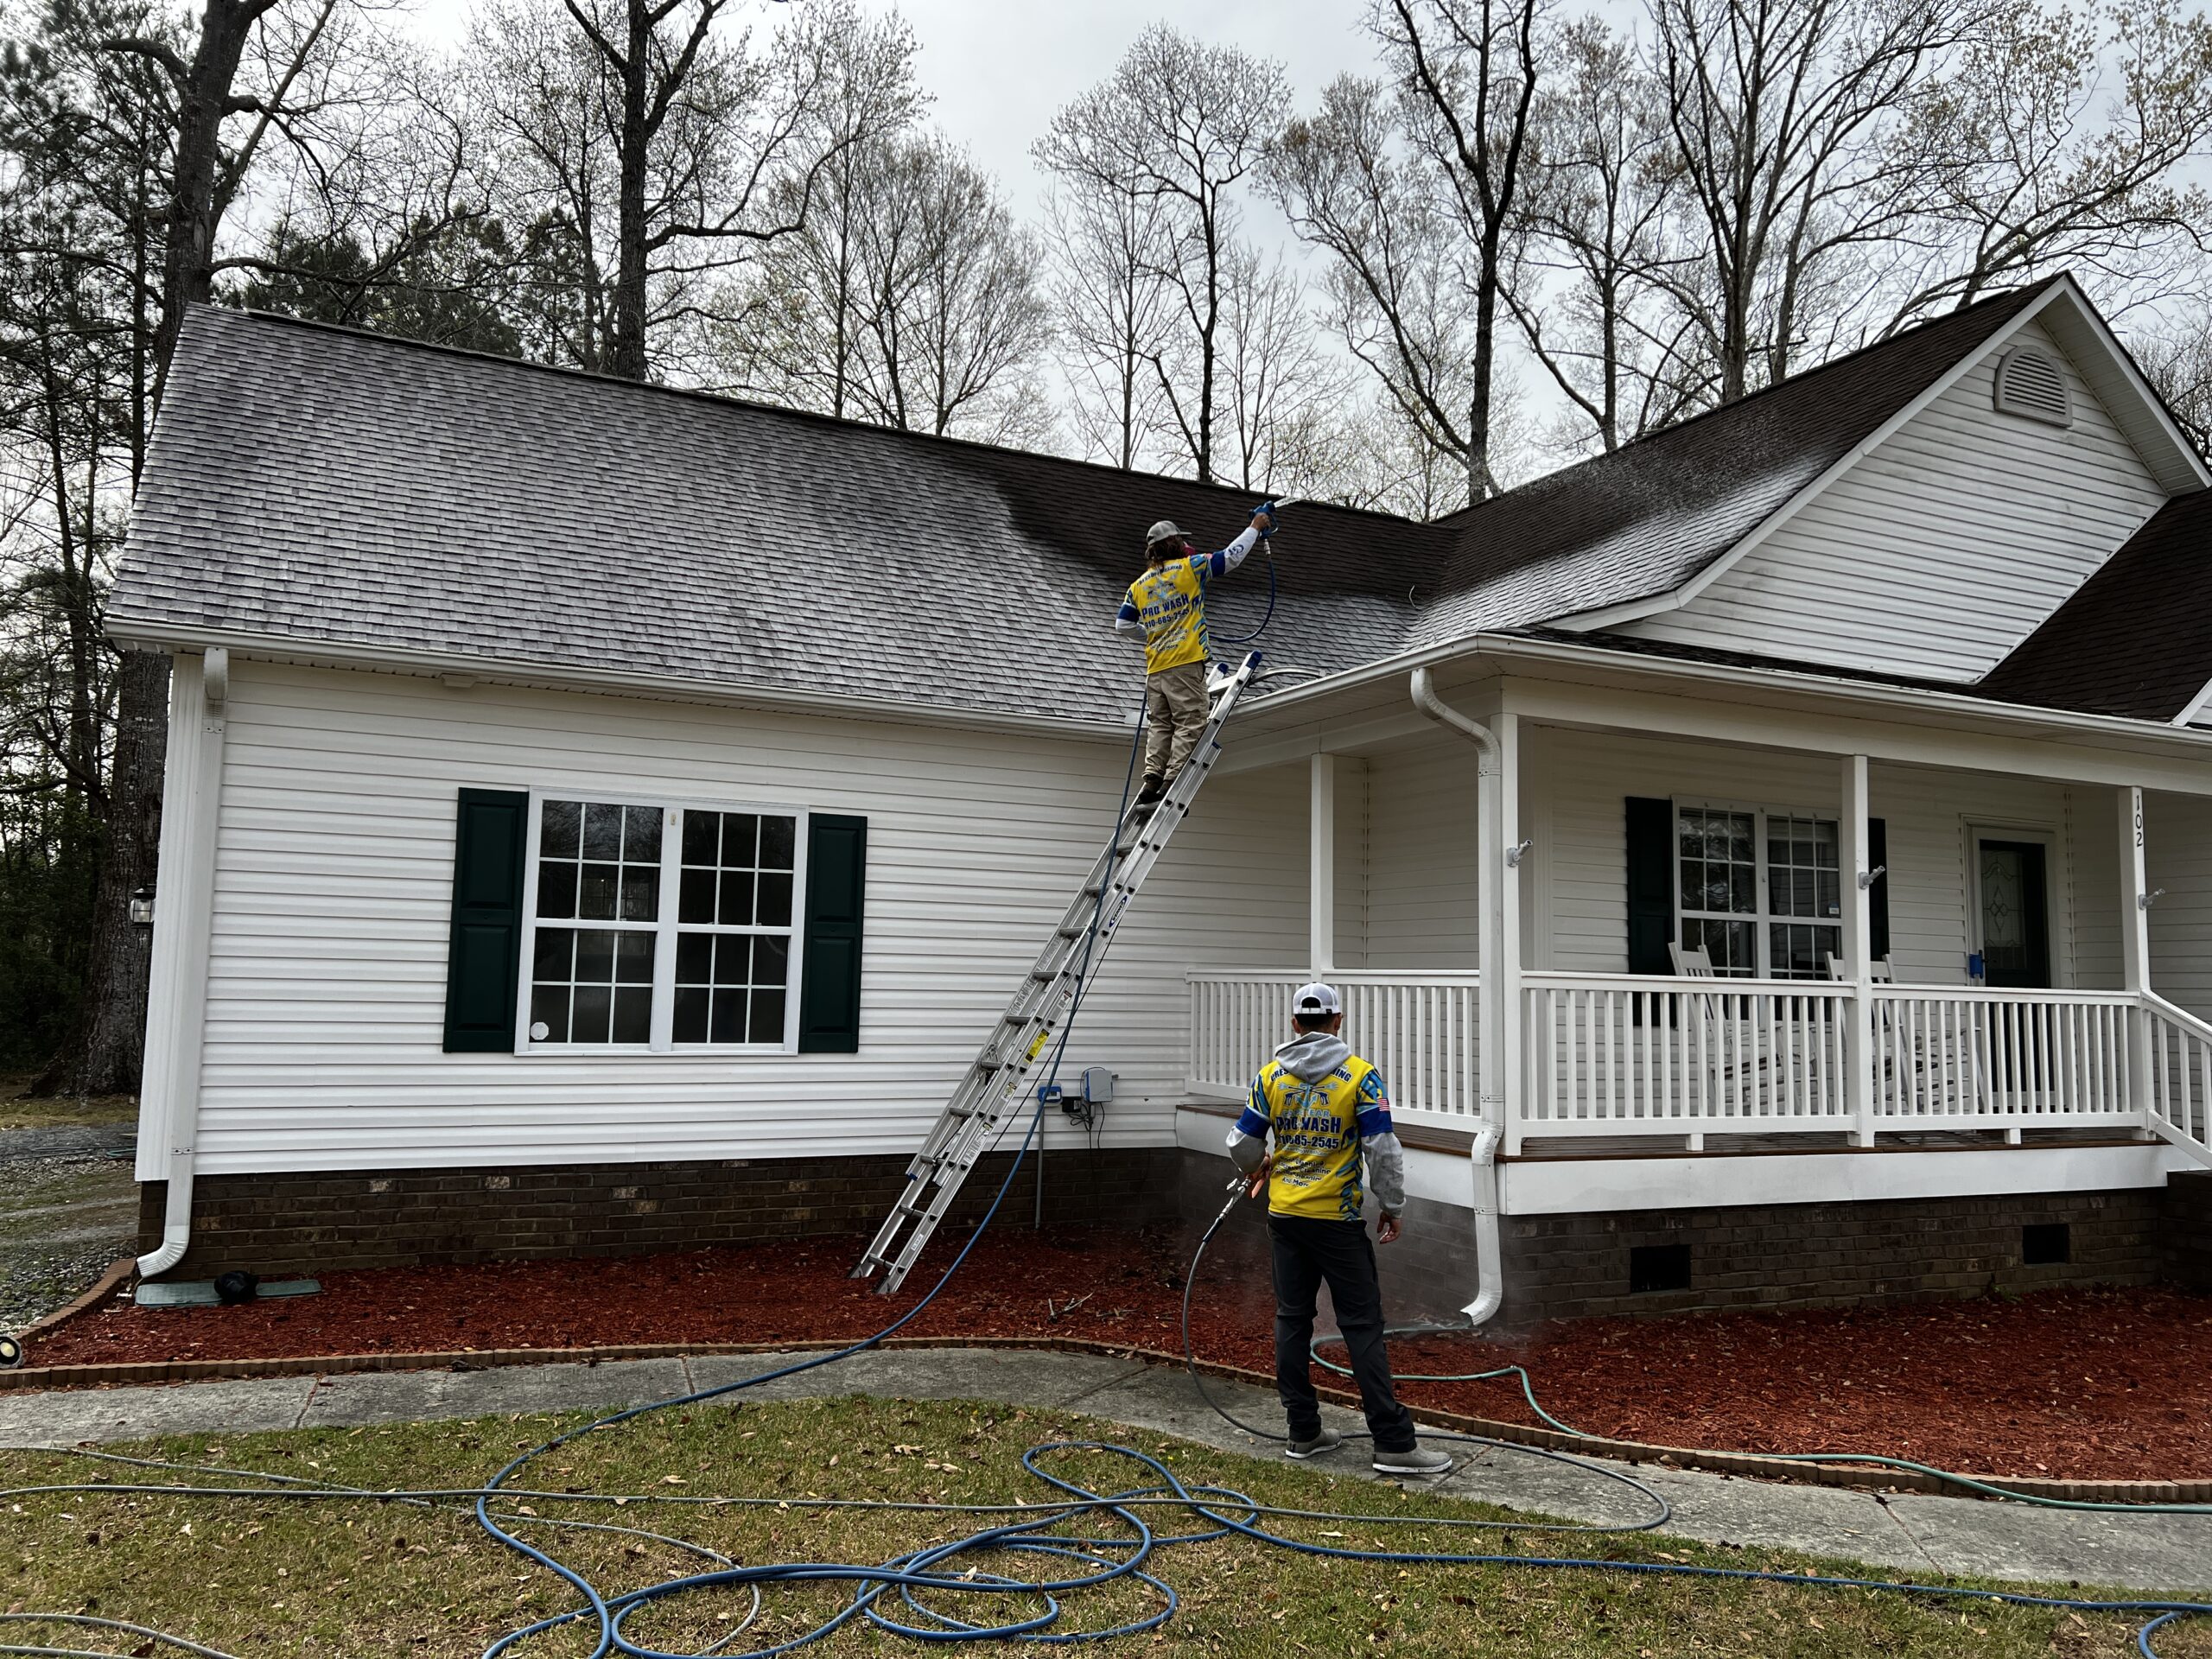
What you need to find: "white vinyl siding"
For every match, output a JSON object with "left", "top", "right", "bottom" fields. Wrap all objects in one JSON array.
[
  {"left": 2147, "top": 790, "right": 2212, "bottom": 1026},
  {"left": 1618, "top": 319, "right": 2169, "bottom": 682},
  {"left": 171, "top": 658, "right": 1306, "bottom": 1177},
  {"left": 1358, "top": 742, "right": 1481, "bottom": 969},
  {"left": 1529, "top": 727, "right": 2120, "bottom": 988}
]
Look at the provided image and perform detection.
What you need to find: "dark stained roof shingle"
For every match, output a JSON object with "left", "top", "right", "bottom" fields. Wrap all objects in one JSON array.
[
  {"left": 1977, "top": 488, "right": 2212, "bottom": 721},
  {"left": 1412, "top": 281, "right": 2059, "bottom": 643},
  {"left": 111, "top": 280, "right": 2160, "bottom": 727},
  {"left": 109, "top": 307, "right": 1444, "bottom": 724}
]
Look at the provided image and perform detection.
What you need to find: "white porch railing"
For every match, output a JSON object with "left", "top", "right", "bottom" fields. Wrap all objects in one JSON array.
[
  {"left": 1185, "top": 969, "right": 1481, "bottom": 1121},
  {"left": 1522, "top": 972, "right": 1853, "bottom": 1143},
  {"left": 1186, "top": 969, "right": 2212, "bottom": 1167},
  {"left": 1868, "top": 987, "right": 2140, "bottom": 1130},
  {"left": 2147, "top": 995, "right": 2212, "bottom": 1165}
]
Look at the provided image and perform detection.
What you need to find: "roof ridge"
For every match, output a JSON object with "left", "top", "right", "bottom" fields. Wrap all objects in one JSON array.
[{"left": 181, "top": 302, "right": 1437, "bottom": 536}]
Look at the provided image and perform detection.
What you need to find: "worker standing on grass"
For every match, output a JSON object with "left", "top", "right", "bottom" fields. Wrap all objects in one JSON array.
[
  {"left": 1114, "top": 505, "right": 1273, "bottom": 810},
  {"left": 1228, "top": 983, "right": 1456, "bottom": 1477}
]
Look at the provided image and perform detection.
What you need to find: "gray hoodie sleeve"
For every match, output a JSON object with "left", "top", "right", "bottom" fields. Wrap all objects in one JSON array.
[
  {"left": 1363, "top": 1128, "right": 1407, "bottom": 1217},
  {"left": 1227, "top": 1126, "right": 1268, "bottom": 1174}
]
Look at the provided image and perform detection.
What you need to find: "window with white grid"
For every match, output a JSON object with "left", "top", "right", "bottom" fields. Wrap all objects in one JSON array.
[
  {"left": 1676, "top": 804, "right": 1841, "bottom": 980},
  {"left": 518, "top": 796, "right": 804, "bottom": 1051}
]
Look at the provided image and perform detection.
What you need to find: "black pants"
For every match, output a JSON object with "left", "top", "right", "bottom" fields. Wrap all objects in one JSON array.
[{"left": 1268, "top": 1214, "right": 1415, "bottom": 1452}]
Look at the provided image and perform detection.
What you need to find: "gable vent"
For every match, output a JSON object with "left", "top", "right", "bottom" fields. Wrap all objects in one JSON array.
[{"left": 1993, "top": 346, "right": 2073, "bottom": 428}]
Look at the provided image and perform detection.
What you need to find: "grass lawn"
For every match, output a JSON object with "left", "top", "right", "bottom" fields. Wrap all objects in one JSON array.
[
  {"left": 0, "top": 1395, "right": 2203, "bottom": 1657},
  {"left": 0, "top": 1077, "right": 136, "bottom": 1132}
]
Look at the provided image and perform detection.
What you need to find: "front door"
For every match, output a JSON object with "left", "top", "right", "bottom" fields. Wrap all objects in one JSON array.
[{"left": 1977, "top": 838, "right": 2052, "bottom": 988}]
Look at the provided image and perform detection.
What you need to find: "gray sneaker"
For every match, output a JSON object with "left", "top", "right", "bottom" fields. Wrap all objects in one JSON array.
[
  {"left": 1373, "top": 1444, "right": 1455, "bottom": 1478},
  {"left": 1285, "top": 1427, "right": 1344, "bottom": 1460}
]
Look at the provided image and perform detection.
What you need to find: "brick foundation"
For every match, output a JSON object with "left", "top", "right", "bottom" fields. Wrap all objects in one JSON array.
[
  {"left": 2165, "top": 1169, "right": 2212, "bottom": 1290},
  {"left": 146, "top": 1142, "right": 2194, "bottom": 1323},
  {"left": 1176, "top": 1144, "right": 2179, "bottom": 1329},
  {"left": 143, "top": 1146, "right": 1181, "bottom": 1279},
  {"left": 1500, "top": 1186, "right": 2167, "bottom": 1324}
]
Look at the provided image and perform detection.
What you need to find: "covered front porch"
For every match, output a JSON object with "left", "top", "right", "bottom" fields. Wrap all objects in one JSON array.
[{"left": 1177, "top": 641, "right": 2212, "bottom": 1188}]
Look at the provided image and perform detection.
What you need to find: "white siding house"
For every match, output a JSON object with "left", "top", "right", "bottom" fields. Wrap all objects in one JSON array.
[{"left": 105, "top": 276, "right": 2212, "bottom": 1316}]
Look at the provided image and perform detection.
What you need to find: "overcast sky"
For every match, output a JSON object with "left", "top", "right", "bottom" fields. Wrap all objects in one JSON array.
[{"left": 396, "top": 0, "right": 1397, "bottom": 219}]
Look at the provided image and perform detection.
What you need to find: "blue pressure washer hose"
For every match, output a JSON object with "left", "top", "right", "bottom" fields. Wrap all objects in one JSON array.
[
  {"left": 1211, "top": 498, "right": 1292, "bottom": 649},
  {"left": 22, "top": 648, "right": 2196, "bottom": 1659}
]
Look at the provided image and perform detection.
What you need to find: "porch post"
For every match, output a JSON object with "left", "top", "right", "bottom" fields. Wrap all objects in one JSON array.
[
  {"left": 1496, "top": 711, "right": 1524, "bottom": 1156},
  {"left": 1841, "top": 753, "right": 1876, "bottom": 1147},
  {"left": 1309, "top": 752, "right": 1335, "bottom": 978},
  {"left": 2120, "top": 785, "right": 2153, "bottom": 1125}
]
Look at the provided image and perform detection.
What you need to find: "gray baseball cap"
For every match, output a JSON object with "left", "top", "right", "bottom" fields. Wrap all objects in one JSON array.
[{"left": 1144, "top": 519, "right": 1187, "bottom": 550}]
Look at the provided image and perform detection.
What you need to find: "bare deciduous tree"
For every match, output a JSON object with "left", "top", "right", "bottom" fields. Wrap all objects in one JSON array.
[
  {"left": 474, "top": 0, "right": 916, "bottom": 379},
  {"left": 1650, "top": 0, "right": 1975, "bottom": 404},
  {"left": 1507, "top": 17, "right": 1700, "bottom": 453},
  {"left": 1035, "top": 25, "right": 1287, "bottom": 484},
  {"left": 1214, "top": 242, "right": 1344, "bottom": 492},
  {"left": 1268, "top": 74, "right": 1493, "bottom": 506},
  {"left": 1368, "top": 0, "right": 1545, "bottom": 502},
  {"left": 730, "top": 133, "right": 1046, "bottom": 442},
  {"left": 1042, "top": 175, "right": 1176, "bottom": 471},
  {"left": 1885, "top": 0, "right": 2212, "bottom": 325}
]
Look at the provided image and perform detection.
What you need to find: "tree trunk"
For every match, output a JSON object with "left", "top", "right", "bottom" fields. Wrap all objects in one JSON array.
[
  {"left": 150, "top": 0, "right": 263, "bottom": 402},
  {"left": 52, "top": 0, "right": 261, "bottom": 1097},
  {"left": 609, "top": 0, "right": 652, "bottom": 381},
  {"left": 37, "top": 652, "right": 169, "bottom": 1096}
]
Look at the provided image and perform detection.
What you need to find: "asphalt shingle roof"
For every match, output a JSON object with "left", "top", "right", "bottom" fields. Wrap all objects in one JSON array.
[
  {"left": 1977, "top": 488, "right": 2212, "bottom": 721},
  {"left": 1411, "top": 281, "right": 2058, "bottom": 644},
  {"left": 110, "top": 283, "right": 2119, "bottom": 725},
  {"left": 108, "top": 308, "right": 1449, "bottom": 724}
]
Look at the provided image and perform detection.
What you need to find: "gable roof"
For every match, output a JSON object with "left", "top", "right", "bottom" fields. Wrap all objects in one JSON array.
[
  {"left": 1977, "top": 487, "right": 2212, "bottom": 721},
  {"left": 1406, "top": 281, "right": 2063, "bottom": 644},
  {"left": 107, "top": 280, "right": 2200, "bottom": 731},
  {"left": 107, "top": 306, "right": 1447, "bottom": 726}
]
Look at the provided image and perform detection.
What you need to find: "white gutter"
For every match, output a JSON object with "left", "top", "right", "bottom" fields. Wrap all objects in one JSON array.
[
  {"left": 1408, "top": 668, "right": 1504, "bottom": 1329},
  {"left": 1236, "top": 626, "right": 2212, "bottom": 766},
  {"left": 137, "top": 647, "right": 230, "bottom": 1279}
]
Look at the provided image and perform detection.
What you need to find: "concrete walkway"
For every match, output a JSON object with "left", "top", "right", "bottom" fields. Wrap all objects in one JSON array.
[{"left": 2, "top": 1347, "right": 2206, "bottom": 1597}]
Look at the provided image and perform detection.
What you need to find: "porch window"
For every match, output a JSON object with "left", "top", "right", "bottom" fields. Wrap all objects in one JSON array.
[
  {"left": 522, "top": 794, "right": 804, "bottom": 1050},
  {"left": 1677, "top": 805, "right": 1840, "bottom": 979}
]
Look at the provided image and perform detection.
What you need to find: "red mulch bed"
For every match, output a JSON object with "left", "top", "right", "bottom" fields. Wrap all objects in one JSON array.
[{"left": 31, "top": 1226, "right": 2212, "bottom": 1483}]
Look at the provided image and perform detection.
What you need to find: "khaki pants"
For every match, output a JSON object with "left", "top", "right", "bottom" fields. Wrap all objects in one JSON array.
[{"left": 1144, "top": 659, "right": 1210, "bottom": 781}]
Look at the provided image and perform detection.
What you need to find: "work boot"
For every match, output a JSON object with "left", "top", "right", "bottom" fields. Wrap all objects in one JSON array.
[
  {"left": 1373, "top": 1444, "right": 1455, "bottom": 1478},
  {"left": 1285, "top": 1427, "right": 1343, "bottom": 1460},
  {"left": 1133, "top": 773, "right": 1165, "bottom": 810}
]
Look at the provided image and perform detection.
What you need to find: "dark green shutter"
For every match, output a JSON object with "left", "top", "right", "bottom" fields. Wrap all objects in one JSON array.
[
  {"left": 1626, "top": 797, "right": 1675, "bottom": 975},
  {"left": 442, "top": 788, "right": 529, "bottom": 1052},
  {"left": 1868, "top": 817, "right": 1890, "bottom": 963},
  {"left": 798, "top": 813, "right": 868, "bottom": 1053}
]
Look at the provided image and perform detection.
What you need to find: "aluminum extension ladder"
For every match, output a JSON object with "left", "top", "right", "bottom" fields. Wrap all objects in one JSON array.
[{"left": 853, "top": 651, "right": 1264, "bottom": 1293}]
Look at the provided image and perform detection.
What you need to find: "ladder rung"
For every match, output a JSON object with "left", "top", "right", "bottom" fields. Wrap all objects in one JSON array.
[{"left": 851, "top": 653, "right": 1259, "bottom": 1293}]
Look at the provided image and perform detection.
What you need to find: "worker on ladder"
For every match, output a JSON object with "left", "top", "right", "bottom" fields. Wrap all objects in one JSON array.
[
  {"left": 1229, "top": 983, "right": 1456, "bottom": 1478},
  {"left": 1114, "top": 505, "right": 1274, "bottom": 810}
]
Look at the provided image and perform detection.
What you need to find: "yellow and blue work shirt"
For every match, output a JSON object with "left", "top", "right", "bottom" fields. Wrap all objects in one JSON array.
[
  {"left": 1114, "top": 524, "right": 1260, "bottom": 674},
  {"left": 1235, "top": 1053, "right": 1394, "bottom": 1221}
]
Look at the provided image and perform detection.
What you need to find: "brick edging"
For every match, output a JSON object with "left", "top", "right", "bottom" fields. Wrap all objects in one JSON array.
[
  {"left": 14, "top": 1258, "right": 135, "bottom": 1344},
  {"left": 5, "top": 1334, "right": 2203, "bottom": 1507}
]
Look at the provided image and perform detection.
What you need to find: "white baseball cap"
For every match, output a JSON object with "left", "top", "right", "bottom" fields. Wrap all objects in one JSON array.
[{"left": 1292, "top": 982, "right": 1342, "bottom": 1017}]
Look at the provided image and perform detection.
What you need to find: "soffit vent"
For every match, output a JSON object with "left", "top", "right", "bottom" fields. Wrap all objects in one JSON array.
[{"left": 1993, "top": 346, "right": 2073, "bottom": 428}]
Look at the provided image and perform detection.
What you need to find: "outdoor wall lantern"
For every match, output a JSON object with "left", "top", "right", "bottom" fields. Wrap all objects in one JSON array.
[{"left": 128, "top": 885, "right": 156, "bottom": 926}]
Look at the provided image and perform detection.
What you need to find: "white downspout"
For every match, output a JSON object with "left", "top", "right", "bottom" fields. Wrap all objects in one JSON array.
[
  {"left": 136, "top": 647, "right": 228, "bottom": 1280},
  {"left": 1408, "top": 669, "right": 1504, "bottom": 1327}
]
